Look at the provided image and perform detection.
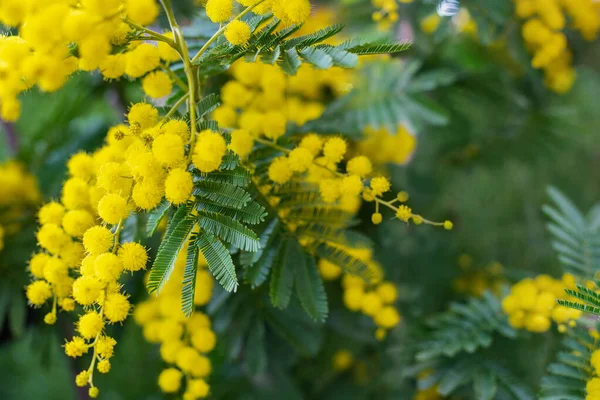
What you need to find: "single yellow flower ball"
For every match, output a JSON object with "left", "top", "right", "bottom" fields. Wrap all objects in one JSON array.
[
  {"left": 89, "top": 387, "right": 100, "bottom": 398},
  {"left": 152, "top": 133, "right": 185, "bottom": 167},
  {"left": 67, "top": 152, "right": 95, "bottom": 181},
  {"left": 65, "top": 337, "right": 89, "bottom": 358},
  {"left": 72, "top": 276, "right": 103, "bottom": 306},
  {"left": 98, "top": 193, "right": 129, "bottom": 225},
  {"left": 341, "top": 175, "right": 363, "bottom": 197},
  {"left": 346, "top": 156, "right": 372, "bottom": 177},
  {"left": 128, "top": 102, "right": 159, "bottom": 130},
  {"left": 299, "top": 134, "right": 323, "bottom": 156},
  {"left": 165, "top": 168, "right": 193, "bottom": 205},
  {"left": 376, "top": 282, "right": 398, "bottom": 304},
  {"left": 288, "top": 147, "right": 314, "bottom": 173},
  {"left": 97, "top": 359, "right": 111, "bottom": 374},
  {"left": 374, "top": 306, "right": 401, "bottom": 329},
  {"left": 268, "top": 157, "right": 293, "bottom": 184},
  {"left": 444, "top": 220, "right": 453, "bottom": 230},
  {"left": 343, "top": 287, "right": 364, "bottom": 311},
  {"left": 318, "top": 260, "right": 342, "bottom": 280},
  {"left": 125, "top": 0, "right": 160, "bottom": 26},
  {"left": 158, "top": 368, "right": 183, "bottom": 393},
  {"left": 132, "top": 180, "right": 164, "bottom": 210},
  {"left": 187, "top": 379, "right": 210, "bottom": 398},
  {"left": 262, "top": 111, "right": 287, "bottom": 141},
  {"left": 192, "top": 130, "right": 227, "bottom": 173},
  {"left": 331, "top": 349, "right": 353, "bottom": 371},
  {"left": 319, "top": 178, "right": 341, "bottom": 203},
  {"left": 118, "top": 242, "right": 148, "bottom": 272},
  {"left": 83, "top": 226, "right": 114, "bottom": 255},
  {"left": 228, "top": 129, "right": 254, "bottom": 158},
  {"left": 191, "top": 327, "right": 217, "bottom": 353},
  {"left": 361, "top": 291, "right": 383, "bottom": 316},
  {"left": 323, "top": 137, "right": 347, "bottom": 163},
  {"left": 143, "top": 70, "right": 173, "bottom": 99},
  {"left": 205, "top": 0, "right": 233, "bottom": 23},
  {"left": 94, "top": 252, "right": 123, "bottom": 282},
  {"left": 371, "top": 213, "right": 383, "bottom": 225},
  {"left": 225, "top": 20, "right": 252, "bottom": 45},
  {"left": 104, "top": 292, "right": 131, "bottom": 323},
  {"left": 77, "top": 311, "right": 105, "bottom": 339},
  {"left": 26, "top": 280, "right": 52, "bottom": 306},
  {"left": 370, "top": 176, "right": 391, "bottom": 196},
  {"left": 28, "top": 253, "right": 50, "bottom": 279},
  {"left": 395, "top": 205, "right": 412, "bottom": 222},
  {"left": 37, "top": 223, "right": 70, "bottom": 254},
  {"left": 38, "top": 202, "right": 65, "bottom": 225},
  {"left": 75, "top": 370, "right": 90, "bottom": 387}
]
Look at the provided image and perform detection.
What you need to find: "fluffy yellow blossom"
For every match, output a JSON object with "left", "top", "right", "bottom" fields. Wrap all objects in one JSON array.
[
  {"left": 98, "top": 193, "right": 129, "bottom": 225},
  {"left": 193, "top": 131, "right": 227, "bottom": 173},
  {"left": 331, "top": 350, "right": 354, "bottom": 371},
  {"left": 143, "top": 71, "right": 173, "bottom": 99},
  {"left": 205, "top": 0, "right": 233, "bottom": 23},
  {"left": 370, "top": 177, "right": 390, "bottom": 196},
  {"left": 225, "top": 20, "right": 252, "bottom": 45}
]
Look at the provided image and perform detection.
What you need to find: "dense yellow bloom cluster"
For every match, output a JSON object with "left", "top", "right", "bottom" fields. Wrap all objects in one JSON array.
[
  {"left": 501, "top": 274, "right": 582, "bottom": 333},
  {"left": 319, "top": 247, "right": 401, "bottom": 339},
  {"left": 587, "top": 347, "right": 600, "bottom": 400},
  {"left": 0, "top": 0, "right": 171, "bottom": 121},
  {"left": 23, "top": 116, "right": 183, "bottom": 395},
  {"left": 515, "top": 0, "right": 600, "bottom": 93},
  {"left": 357, "top": 125, "right": 416, "bottom": 167},
  {"left": 0, "top": 161, "right": 40, "bottom": 252},
  {"left": 135, "top": 246, "right": 215, "bottom": 399},
  {"left": 452, "top": 254, "right": 505, "bottom": 297}
]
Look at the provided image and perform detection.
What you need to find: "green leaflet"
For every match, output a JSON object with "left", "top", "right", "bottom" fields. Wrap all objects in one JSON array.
[
  {"left": 145, "top": 200, "right": 170, "bottom": 237},
  {"left": 197, "top": 231, "right": 238, "bottom": 293},
  {"left": 194, "top": 180, "right": 252, "bottom": 209},
  {"left": 147, "top": 212, "right": 197, "bottom": 294},
  {"left": 181, "top": 234, "right": 200, "bottom": 317},
  {"left": 197, "top": 211, "right": 260, "bottom": 252},
  {"left": 313, "top": 243, "right": 372, "bottom": 280},
  {"left": 292, "top": 250, "right": 328, "bottom": 322},
  {"left": 269, "top": 239, "right": 296, "bottom": 309}
]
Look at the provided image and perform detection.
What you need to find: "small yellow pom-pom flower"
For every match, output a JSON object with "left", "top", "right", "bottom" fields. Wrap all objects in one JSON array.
[
  {"left": 28, "top": 253, "right": 50, "bottom": 279},
  {"left": 94, "top": 253, "right": 123, "bottom": 282},
  {"left": 263, "top": 111, "right": 287, "bottom": 141},
  {"left": 77, "top": 311, "right": 105, "bottom": 339},
  {"left": 104, "top": 292, "right": 131, "bottom": 323},
  {"left": 332, "top": 349, "right": 353, "bottom": 371},
  {"left": 191, "top": 328, "right": 217, "bottom": 353},
  {"left": 26, "top": 280, "right": 52, "bottom": 306},
  {"left": 444, "top": 220, "right": 453, "bottom": 230},
  {"left": 370, "top": 177, "right": 390, "bottom": 196},
  {"left": 132, "top": 181, "right": 164, "bottom": 210},
  {"left": 187, "top": 379, "right": 210, "bottom": 398},
  {"left": 288, "top": 147, "right": 314, "bottom": 173},
  {"left": 395, "top": 205, "right": 411, "bottom": 222},
  {"left": 89, "top": 387, "right": 100, "bottom": 398},
  {"left": 65, "top": 337, "right": 89, "bottom": 358},
  {"left": 73, "top": 276, "right": 103, "bottom": 306},
  {"left": 128, "top": 103, "right": 159, "bottom": 130},
  {"left": 165, "top": 168, "right": 193, "bottom": 205},
  {"left": 343, "top": 287, "right": 364, "bottom": 311},
  {"left": 158, "top": 32, "right": 180, "bottom": 62},
  {"left": 61, "top": 298, "right": 76, "bottom": 312},
  {"left": 152, "top": 133, "right": 185, "bottom": 167},
  {"left": 376, "top": 282, "right": 398, "bottom": 304},
  {"left": 143, "top": 71, "right": 173, "bottom": 99},
  {"left": 299, "top": 134, "right": 323, "bottom": 156},
  {"left": 96, "top": 162, "right": 131, "bottom": 194},
  {"left": 272, "top": 0, "right": 312, "bottom": 26},
  {"left": 396, "top": 191, "right": 409, "bottom": 202},
  {"left": 323, "top": 137, "right": 347, "bottom": 163},
  {"left": 83, "top": 226, "right": 114, "bottom": 255},
  {"left": 225, "top": 20, "right": 252, "bottom": 45},
  {"left": 67, "top": 152, "right": 95, "bottom": 181},
  {"left": 98, "top": 193, "right": 129, "bottom": 225},
  {"left": 62, "top": 209, "right": 95, "bottom": 238},
  {"left": 1, "top": 98, "right": 20, "bottom": 122},
  {"left": 37, "top": 223, "right": 70, "bottom": 254},
  {"left": 341, "top": 175, "right": 363, "bottom": 197},
  {"left": 228, "top": 129, "right": 254, "bottom": 158},
  {"left": 158, "top": 368, "right": 183, "bottom": 393},
  {"left": 346, "top": 156, "right": 372, "bottom": 177},
  {"left": 75, "top": 370, "right": 90, "bottom": 387},
  {"left": 374, "top": 306, "right": 401, "bottom": 329},
  {"left": 205, "top": 0, "right": 233, "bottom": 23},
  {"left": 268, "top": 157, "right": 293, "bottom": 184},
  {"left": 361, "top": 291, "right": 383, "bottom": 316},
  {"left": 371, "top": 213, "right": 383, "bottom": 225},
  {"left": 97, "top": 359, "right": 111, "bottom": 374},
  {"left": 125, "top": 0, "right": 160, "bottom": 26},
  {"left": 319, "top": 260, "right": 342, "bottom": 280},
  {"left": 319, "top": 178, "right": 341, "bottom": 203},
  {"left": 38, "top": 202, "right": 65, "bottom": 225},
  {"left": 118, "top": 242, "right": 148, "bottom": 272},
  {"left": 193, "top": 131, "right": 227, "bottom": 173}
]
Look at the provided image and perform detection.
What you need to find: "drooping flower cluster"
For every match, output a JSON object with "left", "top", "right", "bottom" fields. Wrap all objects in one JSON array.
[
  {"left": 135, "top": 245, "right": 216, "bottom": 400},
  {"left": 0, "top": 0, "right": 168, "bottom": 121},
  {"left": 319, "top": 246, "right": 402, "bottom": 339},
  {"left": 501, "top": 274, "right": 582, "bottom": 333},
  {"left": 515, "top": 0, "right": 600, "bottom": 93},
  {"left": 0, "top": 161, "right": 40, "bottom": 252}
]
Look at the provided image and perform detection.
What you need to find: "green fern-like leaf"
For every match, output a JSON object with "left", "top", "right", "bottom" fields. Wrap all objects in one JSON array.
[
  {"left": 196, "top": 198, "right": 267, "bottom": 225},
  {"left": 293, "top": 250, "right": 328, "bottom": 322},
  {"left": 197, "top": 231, "right": 238, "bottom": 292},
  {"left": 539, "top": 327, "right": 597, "bottom": 400},
  {"left": 280, "top": 47, "right": 303, "bottom": 75},
  {"left": 543, "top": 186, "right": 600, "bottom": 278},
  {"left": 194, "top": 180, "right": 251, "bottom": 209},
  {"left": 298, "top": 47, "right": 333, "bottom": 69},
  {"left": 284, "top": 24, "right": 345, "bottom": 49},
  {"left": 147, "top": 206, "right": 197, "bottom": 294},
  {"left": 344, "top": 39, "right": 411, "bottom": 55},
  {"left": 145, "top": 200, "right": 170, "bottom": 237},
  {"left": 416, "top": 292, "right": 517, "bottom": 361},
  {"left": 269, "top": 239, "right": 297, "bottom": 309},
  {"left": 197, "top": 93, "right": 220, "bottom": 118},
  {"left": 197, "top": 211, "right": 260, "bottom": 252},
  {"left": 201, "top": 166, "right": 252, "bottom": 187},
  {"left": 313, "top": 243, "right": 372, "bottom": 280},
  {"left": 181, "top": 235, "right": 199, "bottom": 317}
]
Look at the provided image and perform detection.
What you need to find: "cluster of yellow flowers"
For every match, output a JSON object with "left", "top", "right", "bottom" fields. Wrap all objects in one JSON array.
[
  {"left": 135, "top": 246, "right": 215, "bottom": 400},
  {"left": 24, "top": 130, "right": 157, "bottom": 396},
  {"left": 0, "top": 161, "right": 40, "bottom": 252},
  {"left": 452, "top": 254, "right": 505, "bottom": 297},
  {"left": 0, "top": 0, "right": 165, "bottom": 121},
  {"left": 515, "top": 0, "right": 600, "bottom": 93},
  {"left": 501, "top": 274, "right": 582, "bottom": 333},
  {"left": 357, "top": 125, "right": 416, "bottom": 167},
  {"left": 587, "top": 347, "right": 600, "bottom": 400},
  {"left": 319, "top": 247, "right": 401, "bottom": 339}
]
